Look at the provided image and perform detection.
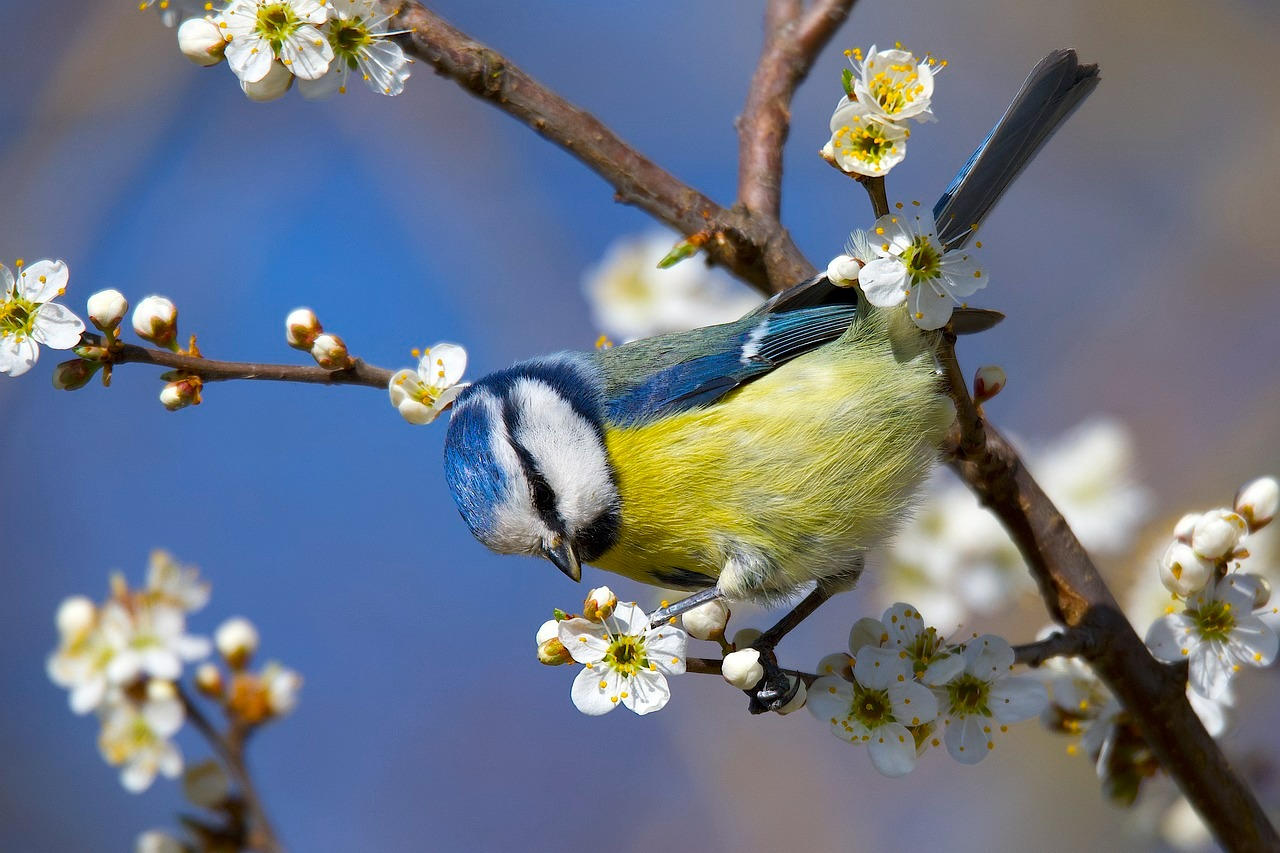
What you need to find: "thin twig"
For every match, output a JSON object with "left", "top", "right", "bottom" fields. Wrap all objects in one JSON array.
[
  {"left": 1013, "top": 630, "right": 1089, "bottom": 667},
  {"left": 80, "top": 333, "right": 394, "bottom": 389},
  {"left": 392, "top": 2, "right": 817, "bottom": 294},
  {"left": 179, "top": 687, "right": 283, "bottom": 853},
  {"left": 738, "top": 0, "right": 857, "bottom": 219},
  {"left": 943, "top": 355, "right": 1277, "bottom": 851}
]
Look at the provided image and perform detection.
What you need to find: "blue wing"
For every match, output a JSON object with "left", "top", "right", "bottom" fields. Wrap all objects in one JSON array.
[{"left": 605, "top": 304, "right": 860, "bottom": 425}]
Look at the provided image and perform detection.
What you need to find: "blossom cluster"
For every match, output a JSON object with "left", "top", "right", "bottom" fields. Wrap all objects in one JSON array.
[
  {"left": 821, "top": 45, "right": 942, "bottom": 178},
  {"left": 47, "top": 552, "right": 302, "bottom": 793},
  {"left": 806, "top": 603, "right": 1045, "bottom": 776},
  {"left": 535, "top": 586, "right": 688, "bottom": 716},
  {"left": 167, "top": 0, "right": 411, "bottom": 101},
  {"left": 828, "top": 204, "right": 987, "bottom": 330}
]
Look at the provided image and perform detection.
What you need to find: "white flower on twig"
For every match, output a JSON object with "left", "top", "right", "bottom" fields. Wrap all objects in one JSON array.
[
  {"left": 388, "top": 343, "right": 469, "bottom": 425},
  {"left": 299, "top": 0, "right": 411, "bottom": 98},
  {"left": 0, "top": 259, "right": 84, "bottom": 377},
  {"left": 558, "top": 600, "right": 687, "bottom": 716},
  {"left": 220, "top": 0, "right": 334, "bottom": 83}
]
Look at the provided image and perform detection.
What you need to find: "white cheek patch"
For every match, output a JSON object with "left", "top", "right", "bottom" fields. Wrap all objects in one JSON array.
[
  {"left": 509, "top": 378, "right": 617, "bottom": 537},
  {"left": 470, "top": 391, "right": 551, "bottom": 556}
]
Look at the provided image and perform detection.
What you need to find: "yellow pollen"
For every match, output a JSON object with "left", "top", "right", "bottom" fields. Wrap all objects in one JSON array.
[{"left": 599, "top": 680, "right": 607, "bottom": 689}]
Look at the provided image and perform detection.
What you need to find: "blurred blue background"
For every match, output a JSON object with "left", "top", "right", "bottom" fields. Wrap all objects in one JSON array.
[{"left": 2, "top": 0, "right": 1279, "bottom": 850}]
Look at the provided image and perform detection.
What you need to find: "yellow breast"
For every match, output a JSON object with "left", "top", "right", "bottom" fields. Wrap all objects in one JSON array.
[{"left": 593, "top": 314, "right": 955, "bottom": 600}]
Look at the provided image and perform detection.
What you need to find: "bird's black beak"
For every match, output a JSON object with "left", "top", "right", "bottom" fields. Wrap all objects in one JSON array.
[{"left": 546, "top": 538, "right": 581, "bottom": 583}]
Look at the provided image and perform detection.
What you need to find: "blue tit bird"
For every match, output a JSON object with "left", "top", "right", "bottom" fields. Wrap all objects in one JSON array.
[{"left": 442, "top": 50, "right": 1098, "bottom": 614}]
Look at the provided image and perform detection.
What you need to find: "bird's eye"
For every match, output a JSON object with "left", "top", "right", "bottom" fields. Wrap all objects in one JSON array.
[{"left": 529, "top": 474, "right": 556, "bottom": 513}]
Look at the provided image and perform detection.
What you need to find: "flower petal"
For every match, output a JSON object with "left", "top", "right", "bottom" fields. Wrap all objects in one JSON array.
[
  {"left": 867, "top": 722, "right": 917, "bottom": 777},
  {"left": 557, "top": 618, "right": 608, "bottom": 664},
  {"left": 570, "top": 663, "right": 621, "bottom": 715},
  {"left": 907, "top": 281, "right": 954, "bottom": 330},
  {"left": 1188, "top": 641, "right": 1236, "bottom": 700},
  {"left": 988, "top": 676, "right": 1047, "bottom": 723},
  {"left": 18, "top": 259, "right": 68, "bottom": 303},
  {"left": 421, "top": 343, "right": 468, "bottom": 389},
  {"left": 889, "top": 680, "right": 938, "bottom": 726},
  {"left": 1145, "top": 613, "right": 1196, "bottom": 664},
  {"left": 622, "top": 668, "right": 671, "bottom": 715},
  {"left": 944, "top": 713, "right": 992, "bottom": 764},
  {"left": 858, "top": 258, "right": 909, "bottom": 307},
  {"left": 279, "top": 27, "right": 334, "bottom": 80},
  {"left": 31, "top": 302, "right": 85, "bottom": 349},
  {"left": 0, "top": 334, "right": 39, "bottom": 376},
  {"left": 226, "top": 35, "right": 275, "bottom": 83},
  {"left": 807, "top": 676, "right": 854, "bottom": 723}
]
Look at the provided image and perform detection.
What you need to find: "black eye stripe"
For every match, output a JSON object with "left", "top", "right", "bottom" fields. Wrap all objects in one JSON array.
[{"left": 527, "top": 467, "right": 557, "bottom": 516}]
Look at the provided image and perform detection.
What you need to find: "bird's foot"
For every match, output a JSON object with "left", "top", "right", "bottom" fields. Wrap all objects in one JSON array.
[{"left": 745, "top": 649, "right": 800, "bottom": 715}]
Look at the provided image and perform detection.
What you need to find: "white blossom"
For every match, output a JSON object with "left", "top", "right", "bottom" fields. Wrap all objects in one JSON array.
[
  {"left": 558, "top": 601, "right": 687, "bottom": 715},
  {"left": 935, "top": 634, "right": 1047, "bottom": 764},
  {"left": 845, "top": 44, "right": 937, "bottom": 124},
  {"left": 145, "top": 550, "right": 210, "bottom": 613},
  {"left": 858, "top": 208, "right": 986, "bottom": 330},
  {"left": 807, "top": 645, "right": 938, "bottom": 777},
  {"left": 241, "top": 59, "right": 295, "bottom": 101},
  {"left": 822, "top": 98, "right": 909, "bottom": 178},
  {"left": 299, "top": 0, "right": 410, "bottom": 99},
  {"left": 388, "top": 343, "right": 468, "bottom": 425},
  {"left": 1146, "top": 573, "right": 1278, "bottom": 699},
  {"left": 0, "top": 259, "right": 84, "bottom": 377},
  {"left": 583, "top": 232, "right": 762, "bottom": 343},
  {"left": 98, "top": 681, "right": 185, "bottom": 793},
  {"left": 220, "top": 0, "right": 334, "bottom": 83}
]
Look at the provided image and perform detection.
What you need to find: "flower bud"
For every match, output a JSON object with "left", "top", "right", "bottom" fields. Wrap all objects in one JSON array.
[
  {"left": 731, "top": 627, "right": 762, "bottom": 649},
  {"left": 582, "top": 587, "right": 618, "bottom": 622},
  {"left": 215, "top": 617, "right": 259, "bottom": 669},
  {"left": 263, "top": 663, "right": 302, "bottom": 716},
  {"left": 56, "top": 595, "right": 96, "bottom": 640},
  {"left": 194, "top": 662, "right": 224, "bottom": 697},
  {"left": 1235, "top": 477, "right": 1279, "bottom": 532},
  {"left": 536, "top": 618, "right": 574, "bottom": 665},
  {"left": 721, "top": 648, "right": 764, "bottom": 691},
  {"left": 1173, "top": 512, "right": 1201, "bottom": 544},
  {"left": 311, "top": 333, "right": 352, "bottom": 371},
  {"left": 681, "top": 599, "right": 730, "bottom": 641},
  {"left": 1191, "top": 509, "right": 1246, "bottom": 560},
  {"left": 285, "top": 307, "right": 322, "bottom": 351},
  {"left": 182, "top": 759, "right": 230, "bottom": 808},
  {"left": 87, "top": 289, "right": 129, "bottom": 332},
  {"left": 132, "top": 296, "right": 179, "bottom": 349},
  {"left": 159, "top": 376, "right": 202, "bottom": 411},
  {"left": 242, "top": 60, "right": 293, "bottom": 102},
  {"left": 1158, "top": 541, "right": 1213, "bottom": 597},
  {"left": 51, "top": 358, "right": 101, "bottom": 391},
  {"left": 135, "top": 830, "right": 185, "bottom": 853},
  {"left": 177, "top": 16, "right": 227, "bottom": 66},
  {"left": 826, "top": 254, "right": 862, "bottom": 287},
  {"left": 973, "top": 364, "right": 1006, "bottom": 404},
  {"left": 775, "top": 675, "right": 807, "bottom": 715}
]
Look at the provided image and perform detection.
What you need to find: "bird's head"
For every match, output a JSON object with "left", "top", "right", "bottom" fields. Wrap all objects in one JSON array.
[{"left": 442, "top": 354, "right": 621, "bottom": 582}]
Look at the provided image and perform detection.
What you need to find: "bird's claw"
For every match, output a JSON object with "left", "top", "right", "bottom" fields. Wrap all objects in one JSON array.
[{"left": 746, "top": 649, "right": 799, "bottom": 715}]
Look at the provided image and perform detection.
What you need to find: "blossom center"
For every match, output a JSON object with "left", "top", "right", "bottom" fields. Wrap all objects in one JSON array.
[
  {"left": 947, "top": 674, "right": 991, "bottom": 717},
  {"left": 901, "top": 236, "right": 942, "bottom": 284},
  {"left": 604, "top": 634, "right": 648, "bottom": 677},
  {"left": 906, "top": 627, "right": 947, "bottom": 675},
  {"left": 867, "top": 67, "right": 923, "bottom": 116},
  {"left": 0, "top": 295, "right": 37, "bottom": 339},
  {"left": 851, "top": 685, "right": 892, "bottom": 727},
  {"left": 331, "top": 19, "right": 373, "bottom": 65},
  {"left": 1190, "top": 599, "right": 1236, "bottom": 642},
  {"left": 255, "top": 3, "right": 302, "bottom": 47},
  {"left": 832, "top": 121, "right": 900, "bottom": 168}
]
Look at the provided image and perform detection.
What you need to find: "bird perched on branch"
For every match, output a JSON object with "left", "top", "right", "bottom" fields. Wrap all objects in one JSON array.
[{"left": 442, "top": 49, "right": 1099, "bottom": 622}]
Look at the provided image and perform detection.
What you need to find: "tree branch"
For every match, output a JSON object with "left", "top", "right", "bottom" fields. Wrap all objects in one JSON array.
[
  {"left": 80, "top": 333, "right": 394, "bottom": 389},
  {"left": 942, "top": 345, "right": 1278, "bottom": 852},
  {"left": 738, "top": 0, "right": 857, "bottom": 219},
  {"left": 392, "top": 1, "right": 818, "bottom": 293},
  {"left": 179, "top": 688, "right": 282, "bottom": 853}
]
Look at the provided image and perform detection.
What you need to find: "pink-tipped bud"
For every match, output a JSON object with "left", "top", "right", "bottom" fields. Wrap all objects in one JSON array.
[
  {"left": 1235, "top": 477, "right": 1279, "bottom": 532},
  {"left": 159, "top": 376, "right": 202, "bottom": 411},
  {"left": 682, "top": 599, "right": 730, "bottom": 641},
  {"left": 51, "top": 358, "right": 101, "bottom": 391},
  {"left": 973, "top": 364, "right": 1006, "bottom": 404},
  {"left": 285, "top": 307, "right": 322, "bottom": 351},
  {"left": 310, "top": 333, "right": 352, "bottom": 371},
  {"left": 177, "top": 17, "right": 226, "bottom": 67},
  {"left": 133, "top": 296, "right": 179, "bottom": 349},
  {"left": 582, "top": 587, "right": 618, "bottom": 622},
  {"left": 87, "top": 289, "right": 129, "bottom": 332}
]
